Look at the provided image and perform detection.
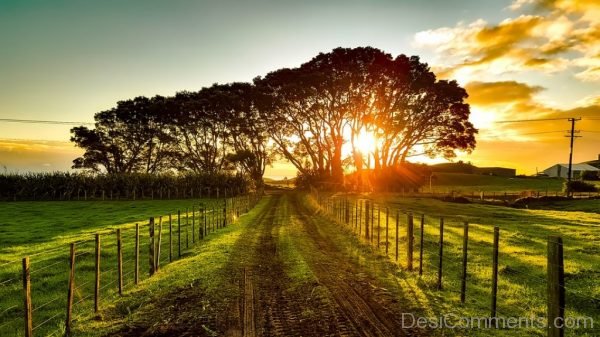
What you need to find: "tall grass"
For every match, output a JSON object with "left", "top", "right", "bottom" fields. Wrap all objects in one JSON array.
[{"left": 0, "top": 172, "right": 249, "bottom": 201}]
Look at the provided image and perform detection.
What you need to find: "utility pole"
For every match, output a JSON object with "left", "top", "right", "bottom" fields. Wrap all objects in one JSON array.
[{"left": 566, "top": 117, "right": 581, "bottom": 194}]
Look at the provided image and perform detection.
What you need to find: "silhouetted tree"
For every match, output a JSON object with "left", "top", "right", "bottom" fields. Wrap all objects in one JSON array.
[
  {"left": 168, "top": 90, "right": 230, "bottom": 174},
  {"left": 71, "top": 96, "right": 176, "bottom": 173},
  {"left": 71, "top": 47, "right": 476, "bottom": 191},
  {"left": 257, "top": 47, "right": 476, "bottom": 187}
]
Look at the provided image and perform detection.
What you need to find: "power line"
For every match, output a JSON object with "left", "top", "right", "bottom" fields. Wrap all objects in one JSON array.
[
  {"left": 519, "top": 130, "right": 568, "bottom": 135},
  {"left": 0, "top": 118, "right": 93, "bottom": 126},
  {"left": 495, "top": 117, "right": 571, "bottom": 123}
]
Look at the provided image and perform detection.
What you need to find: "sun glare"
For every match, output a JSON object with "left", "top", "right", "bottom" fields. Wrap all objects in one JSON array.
[{"left": 356, "top": 130, "right": 377, "bottom": 154}]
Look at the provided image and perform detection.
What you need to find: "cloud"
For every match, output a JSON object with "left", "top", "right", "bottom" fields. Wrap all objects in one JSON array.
[
  {"left": 0, "top": 139, "right": 81, "bottom": 172},
  {"left": 465, "top": 81, "right": 544, "bottom": 106},
  {"left": 414, "top": 0, "right": 600, "bottom": 82},
  {"left": 460, "top": 79, "right": 600, "bottom": 173},
  {"left": 464, "top": 80, "right": 600, "bottom": 145}
]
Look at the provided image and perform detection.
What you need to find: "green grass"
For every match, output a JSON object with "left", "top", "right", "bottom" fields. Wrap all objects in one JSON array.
[
  {"left": 430, "top": 173, "right": 565, "bottom": 193},
  {"left": 72, "top": 196, "right": 266, "bottom": 336},
  {"left": 0, "top": 197, "right": 244, "bottom": 336},
  {"left": 323, "top": 193, "right": 600, "bottom": 336}
]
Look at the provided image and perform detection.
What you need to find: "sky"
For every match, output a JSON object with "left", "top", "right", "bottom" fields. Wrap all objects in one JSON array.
[{"left": 0, "top": 0, "right": 599, "bottom": 177}]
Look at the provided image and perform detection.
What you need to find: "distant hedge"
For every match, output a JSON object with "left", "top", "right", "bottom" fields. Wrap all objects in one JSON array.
[{"left": 0, "top": 172, "right": 250, "bottom": 201}]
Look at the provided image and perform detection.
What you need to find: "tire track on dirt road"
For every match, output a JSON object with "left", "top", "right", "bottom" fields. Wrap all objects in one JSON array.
[
  {"left": 289, "top": 194, "right": 420, "bottom": 337},
  {"left": 244, "top": 193, "right": 345, "bottom": 337}
]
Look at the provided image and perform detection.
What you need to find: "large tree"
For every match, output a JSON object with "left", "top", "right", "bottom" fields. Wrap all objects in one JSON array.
[
  {"left": 217, "top": 83, "right": 273, "bottom": 188},
  {"left": 71, "top": 96, "right": 176, "bottom": 173},
  {"left": 168, "top": 90, "right": 230, "bottom": 174},
  {"left": 257, "top": 47, "right": 476, "bottom": 186},
  {"left": 71, "top": 47, "right": 476, "bottom": 191}
]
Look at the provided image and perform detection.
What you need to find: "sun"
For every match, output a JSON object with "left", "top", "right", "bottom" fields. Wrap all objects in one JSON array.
[{"left": 356, "top": 129, "right": 377, "bottom": 154}]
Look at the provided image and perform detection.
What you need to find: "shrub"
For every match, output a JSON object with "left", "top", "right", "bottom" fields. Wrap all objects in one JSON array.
[
  {"left": 582, "top": 170, "right": 600, "bottom": 181},
  {"left": 564, "top": 180, "right": 598, "bottom": 193}
]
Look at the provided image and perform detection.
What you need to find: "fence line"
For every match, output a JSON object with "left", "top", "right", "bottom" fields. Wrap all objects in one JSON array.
[
  {"left": 0, "top": 192, "right": 261, "bottom": 337},
  {"left": 314, "top": 191, "right": 597, "bottom": 337}
]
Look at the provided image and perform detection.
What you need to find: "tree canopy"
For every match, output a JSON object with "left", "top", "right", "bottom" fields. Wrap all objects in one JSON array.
[{"left": 71, "top": 47, "right": 477, "bottom": 190}]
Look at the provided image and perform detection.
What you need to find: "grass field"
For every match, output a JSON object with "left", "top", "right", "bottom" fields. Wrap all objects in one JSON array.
[
  {"left": 2, "top": 191, "right": 599, "bottom": 336},
  {"left": 326, "top": 192, "right": 600, "bottom": 336},
  {"left": 0, "top": 197, "right": 238, "bottom": 336},
  {"left": 430, "top": 173, "right": 566, "bottom": 193}
]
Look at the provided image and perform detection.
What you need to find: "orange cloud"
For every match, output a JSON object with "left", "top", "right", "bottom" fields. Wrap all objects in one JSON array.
[
  {"left": 465, "top": 81, "right": 544, "bottom": 106},
  {"left": 459, "top": 78, "right": 600, "bottom": 173},
  {"left": 464, "top": 79, "right": 600, "bottom": 147},
  {"left": 414, "top": 1, "right": 600, "bottom": 82},
  {"left": 0, "top": 139, "right": 81, "bottom": 172}
]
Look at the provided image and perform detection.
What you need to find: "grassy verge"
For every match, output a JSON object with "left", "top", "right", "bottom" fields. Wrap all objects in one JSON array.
[
  {"left": 317, "top": 193, "right": 600, "bottom": 336},
  {"left": 0, "top": 198, "right": 238, "bottom": 336},
  {"left": 70, "top": 196, "right": 269, "bottom": 336}
]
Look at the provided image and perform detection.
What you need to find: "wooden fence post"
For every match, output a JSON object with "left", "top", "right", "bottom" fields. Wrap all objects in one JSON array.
[
  {"left": 65, "top": 243, "right": 76, "bottom": 336},
  {"left": 385, "top": 207, "right": 389, "bottom": 255},
  {"left": 135, "top": 224, "right": 139, "bottom": 285},
  {"left": 460, "top": 222, "right": 469, "bottom": 303},
  {"left": 355, "top": 201, "right": 359, "bottom": 232},
  {"left": 360, "top": 201, "right": 365, "bottom": 236},
  {"left": 22, "top": 257, "right": 32, "bottom": 337},
  {"left": 407, "top": 213, "right": 414, "bottom": 271},
  {"left": 192, "top": 206, "right": 195, "bottom": 243},
  {"left": 437, "top": 218, "right": 444, "bottom": 290},
  {"left": 94, "top": 233, "right": 101, "bottom": 312},
  {"left": 364, "top": 201, "right": 369, "bottom": 239},
  {"left": 169, "top": 215, "right": 173, "bottom": 262},
  {"left": 345, "top": 199, "right": 349, "bottom": 224},
  {"left": 203, "top": 207, "right": 207, "bottom": 238},
  {"left": 377, "top": 207, "right": 381, "bottom": 249},
  {"left": 117, "top": 229, "right": 123, "bottom": 295},
  {"left": 156, "top": 217, "right": 163, "bottom": 271},
  {"left": 223, "top": 199, "right": 227, "bottom": 227},
  {"left": 395, "top": 211, "right": 399, "bottom": 262},
  {"left": 185, "top": 209, "right": 189, "bottom": 248},
  {"left": 178, "top": 211, "right": 181, "bottom": 258},
  {"left": 547, "top": 236, "right": 565, "bottom": 337},
  {"left": 491, "top": 226, "right": 500, "bottom": 322},
  {"left": 149, "top": 217, "right": 155, "bottom": 276},
  {"left": 371, "top": 204, "right": 375, "bottom": 244},
  {"left": 419, "top": 215, "right": 424, "bottom": 276}
]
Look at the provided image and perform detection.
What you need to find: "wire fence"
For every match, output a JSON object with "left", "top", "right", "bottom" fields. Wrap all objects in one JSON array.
[
  {"left": 314, "top": 192, "right": 599, "bottom": 336},
  {"left": 367, "top": 189, "right": 600, "bottom": 203},
  {"left": 0, "top": 193, "right": 261, "bottom": 337}
]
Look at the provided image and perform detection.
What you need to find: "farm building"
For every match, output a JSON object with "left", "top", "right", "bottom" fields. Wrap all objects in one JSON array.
[
  {"left": 581, "top": 154, "right": 600, "bottom": 169},
  {"left": 542, "top": 163, "right": 599, "bottom": 179}
]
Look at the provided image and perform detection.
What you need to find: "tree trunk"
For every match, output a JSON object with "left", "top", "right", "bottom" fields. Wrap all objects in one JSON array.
[{"left": 331, "top": 136, "right": 344, "bottom": 186}]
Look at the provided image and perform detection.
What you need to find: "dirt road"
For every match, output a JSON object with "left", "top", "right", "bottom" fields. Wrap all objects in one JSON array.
[{"left": 109, "top": 192, "right": 422, "bottom": 337}]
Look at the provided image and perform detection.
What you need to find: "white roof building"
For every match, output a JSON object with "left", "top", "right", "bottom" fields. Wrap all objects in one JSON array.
[{"left": 543, "top": 163, "right": 600, "bottom": 179}]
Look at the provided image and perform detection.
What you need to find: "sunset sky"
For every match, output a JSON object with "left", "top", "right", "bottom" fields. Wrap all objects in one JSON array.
[{"left": 1, "top": 0, "right": 599, "bottom": 178}]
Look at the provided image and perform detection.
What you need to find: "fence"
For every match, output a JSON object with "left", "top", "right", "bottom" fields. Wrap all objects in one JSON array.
[
  {"left": 369, "top": 189, "right": 600, "bottom": 203},
  {"left": 313, "top": 192, "right": 599, "bottom": 337},
  {"left": 0, "top": 193, "right": 261, "bottom": 336},
  {"left": 2, "top": 186, "right": 247, "bottom": 202}
]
